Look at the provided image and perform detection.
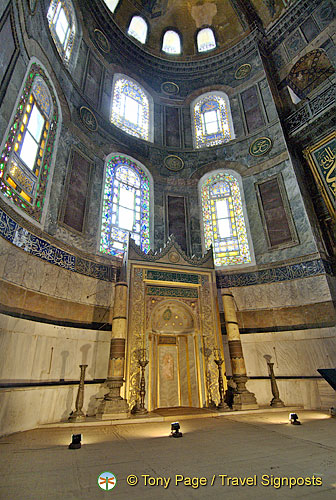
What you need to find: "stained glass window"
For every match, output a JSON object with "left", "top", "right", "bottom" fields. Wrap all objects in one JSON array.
[
  {"left": 47, "top": 0, "right": 76, "bottom": 65},
  {"left": 128, "top": 16, "right": 148, "bottom": 44},
  {"left": 100, "top": 155, "right": 150, "bottom": 257},
  {"left": 0, "top": 62, "right": 59, "bottom": 222},
  {"left": 162, "top": 31, "right": 181, "bottom": 54},
  {"left": 111, "top": 75, "right": 152, "bottom": 141},
  {"left": 103, "top": 0, "right": 120, "bottom": 13},
  {"left": 201, "top": 172, "right": 252, "bottom": 267},
  {"left": 197, "top": 28, "right": 216, "bottom": 53},
  {"left": 193, "top": 93, "right": 234, "bottom": 149}
]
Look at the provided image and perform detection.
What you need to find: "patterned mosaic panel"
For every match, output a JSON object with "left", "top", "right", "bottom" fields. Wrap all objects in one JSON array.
[
  {"left": 0, "top": 206, "right": 116, "bottom": 282},
  {"left": 201, "top": 173, "right": 251, "bottom": 267},
  {"left": 194, "top": 95, "right": 232, "bottom": 149},
  {"left": 111, "top": 77, "right": 149, "bottom": 140},
  {"left": 0, "top": 63, "right": 58, "bottom": 222},
  {"left": 145, "top": 270, "right": 200, "bottom": 284},
  {"left": 146, "top": 286, "right": 198, "bottom": 299},
  {"left": 100, "top": 155, "right": 150, "bottom": 257},
  {"left": 216, "top": 259, "right": 332, "bottom": 288}
]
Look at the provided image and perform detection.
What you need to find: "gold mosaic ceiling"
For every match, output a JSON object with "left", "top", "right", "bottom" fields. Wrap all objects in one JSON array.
[{"left": 111, "top": 0, "right": 293, "bottom": 56}]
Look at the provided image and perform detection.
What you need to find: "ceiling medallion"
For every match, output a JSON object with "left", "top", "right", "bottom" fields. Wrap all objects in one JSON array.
[
  {"left": 168, "top": 251, "right": 180, "bottom": 263},
  {"left": 164, "top": 155, "right": 184, "bottom": 172},
  {"left": 93, "top": 29, "right": 110, "bottom": 53},
  {"left": 161, "top": 81, "right": 179, "bottom": 95},
  {"left": 249, "top": 137, "right": 273, "bottom": 157},
  {"left": 79, "top": 106, "right": 98, "bottom": 132},
  {"left": 235, "top": 63, "right": 252, "bottom": 80}
]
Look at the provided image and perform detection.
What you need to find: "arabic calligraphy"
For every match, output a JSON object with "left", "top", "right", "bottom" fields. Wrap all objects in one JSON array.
[
  {"left": 249, "top": 137, "right": 272, "bottom": 157},
  {"left": 317, "top": 144, "right": 336, "bottom": 197}
]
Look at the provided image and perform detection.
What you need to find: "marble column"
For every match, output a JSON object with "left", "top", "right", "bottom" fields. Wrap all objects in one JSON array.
[
  {"left": 221, "top": 291, "right": 258, "bottom": 410},
  {"left": 97, "top": 282, "right": 129, "bottom": 419}
]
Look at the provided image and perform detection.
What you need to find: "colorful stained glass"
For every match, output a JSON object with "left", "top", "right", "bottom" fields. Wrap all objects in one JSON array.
[
  {"left": 111, "top": 77, "right": 150, "bottom": 140},
  {"left": 197, "top": 28, "right": 216, "bottom": 53},
  {"left": 0, "top": 62, "right": 58, "bottom": 222},
  {"left": 194, "top": 94, "right": 232, "bottom": 149},
  {"left": 47, "top": 0, "right": 76, "bottom": 65},
  {"left": 100, "top": 155, "right": 150, "bottom": 257},
  {"left": 201, "top": 173, "right": 251, "bottom": 267},
  {"left": 128, "top": 16, "right": 147, "bottom": 44},
  {"left": 162, "top": 31, "right": 181, "bottom": 54}
]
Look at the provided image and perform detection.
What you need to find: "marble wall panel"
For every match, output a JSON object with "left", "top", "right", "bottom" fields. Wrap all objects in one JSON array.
[
  {"left": 0, "top": 314, "right": 110, "bottom": 382},
  {"left": 240, "top": 327, "right": 336, "bottom": 379},
  {"left": 245, "top": 378, "right": 335, "bottom": 409},
  {"left": 0, "top": 383, "right": 103, "bottom": 436},
  {"left": 231, "top": 274, "right": 332, "bottom": 311},
  {"left": 2, "top": 247, "right": 27, "bottom": 286}
]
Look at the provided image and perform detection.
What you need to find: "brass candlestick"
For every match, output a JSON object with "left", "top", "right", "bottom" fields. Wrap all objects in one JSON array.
[
  {"left": 69, "top": 364, "right": 88, "bottom": 422},
  {"left": 214, "top": 350, "right": 230, "bottom": 411},
  {"left": 202, "top": 343, "right": 216, "bottom": 409},
  {"left": 134, "top": 349, "right": 149, "bottom": 415}
]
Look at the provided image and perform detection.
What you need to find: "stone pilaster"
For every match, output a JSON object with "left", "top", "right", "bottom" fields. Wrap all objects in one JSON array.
[
  {"left": 222, "top": 291, "right": 258, "bottom": 410},
  {"left": 97, "top": 282, "right": 129, "bottom": 419}
]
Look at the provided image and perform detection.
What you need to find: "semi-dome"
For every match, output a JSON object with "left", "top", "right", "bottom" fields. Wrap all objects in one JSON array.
[{"left": 103, "top": 0, "right": 289, "bottom": 57}]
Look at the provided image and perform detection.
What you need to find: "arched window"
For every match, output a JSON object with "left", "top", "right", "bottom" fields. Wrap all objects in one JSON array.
[
  {"left": 47, "top": 0, "right": 76, "bottom": 65},
  {"left": 111, "top": 74, "right": 153, "bottom": 141},
  {"left": 128, "top": 16, "right": 148, "bottom": 44},
  {"left": 100, "top": 155, "right": 151, "bottom": 257},
  {"left": 0, "top": 60, "right": 60, "bottom": 223},
  {"left": 192, "top": 92, "right": 234, "bottom": 149},
  {"left": 197, "top": 28, "right": 216, "bottom": 53},
  {"left": 162, "top": 30, "right": 181, "bottom": 54},
  {"left": 103, "top": 0, "right": 120, "bottom": 13},
  {"left": 200, "top": 171, "right": 253, "bottom": 267}
]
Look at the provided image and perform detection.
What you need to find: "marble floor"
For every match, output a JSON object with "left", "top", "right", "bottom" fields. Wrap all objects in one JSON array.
[{"left": 0, "top": 409, "right": 335, "bottom": 500}]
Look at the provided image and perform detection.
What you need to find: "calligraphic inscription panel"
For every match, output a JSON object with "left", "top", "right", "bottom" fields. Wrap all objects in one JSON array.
[{"left": 308, "top": 134, "right": 335, "bottom": 217}]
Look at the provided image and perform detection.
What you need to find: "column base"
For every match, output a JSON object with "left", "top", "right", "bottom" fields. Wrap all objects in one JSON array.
[
  {"left": 232, "top": 375, "right": 259, "bottom": 410},
  {"left": 232, "top": 391, "right": 259, "bottom": 410},
  {"left": 96, "top": 398, "right": 129, "bottom": 420}
]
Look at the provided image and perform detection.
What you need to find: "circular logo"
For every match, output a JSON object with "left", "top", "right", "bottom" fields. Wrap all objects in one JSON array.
[
  {"left": 98, "top": 472, "right": 117, "bottom": 491},
  {"left": 164, "top": 155, "right": 184, "bottom": 172},
  {"left": 161, "top": 81, "right": 179, "bottom": 95},
  {"left": 249, "top": 137, "right": 272, "bottom": 157},
  {"left": 94, "top": 29, "right": 110, "bottom": 53},
  {"left": 235, "top": 64, "right": 252, "bottom": 80},
  {"left": 168, "top": 251, "right": 180, "bottom": 263},
  {"left": 79, "top": 106, "right": 98, "bottom": 132}
]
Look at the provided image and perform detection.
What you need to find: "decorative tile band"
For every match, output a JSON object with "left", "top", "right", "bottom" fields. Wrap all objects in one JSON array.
[
  {"left": 0, "top": 207, "right": 117, "bottom": 282},
  {"left": 146, "top": 286, "right": 199, "bottom": 298},
  {"left": 0, "top": 206, "right": 333, "bottom": 288},
  {"left": 145, "top": 269, "right": 200, "bottom": 284},
  {"left": 216, "top": 259, "right": 333, "bottom": 288}
]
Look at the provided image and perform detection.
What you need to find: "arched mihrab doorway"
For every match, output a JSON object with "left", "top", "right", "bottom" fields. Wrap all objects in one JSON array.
[{"left": 149, "top": 299, "right": 200, "bottom": 409}]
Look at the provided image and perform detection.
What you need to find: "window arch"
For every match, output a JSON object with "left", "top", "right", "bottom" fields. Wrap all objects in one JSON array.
[
  {"left": 200, "top": 171, "right": 253, "bottom": 267},
  {"left": 111, "top": 74, "right": 153, "bottom": 141},
  {"left": 162, "top": 30, "right": 181, "bottom": 54},
  {"left": 197, "top": 28, "right": 216, "bottom": 53},
  {"left": 128, "top": 16, "right": 148, "bottom": 44},
  {"left": 192, "top": 92, "right": 234, "bottom": 149},
  {"left": 47, "top": 0, "right": 77, "bottom": 65},
  {"left": 0, "top": 60, "right": 61, "bottom": 223},
  {"left": 100, "top": 155, "right": 152, "bottom": 257},
  {"left": 103, "top": 0, "right": 120, "bottom": 13}
]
